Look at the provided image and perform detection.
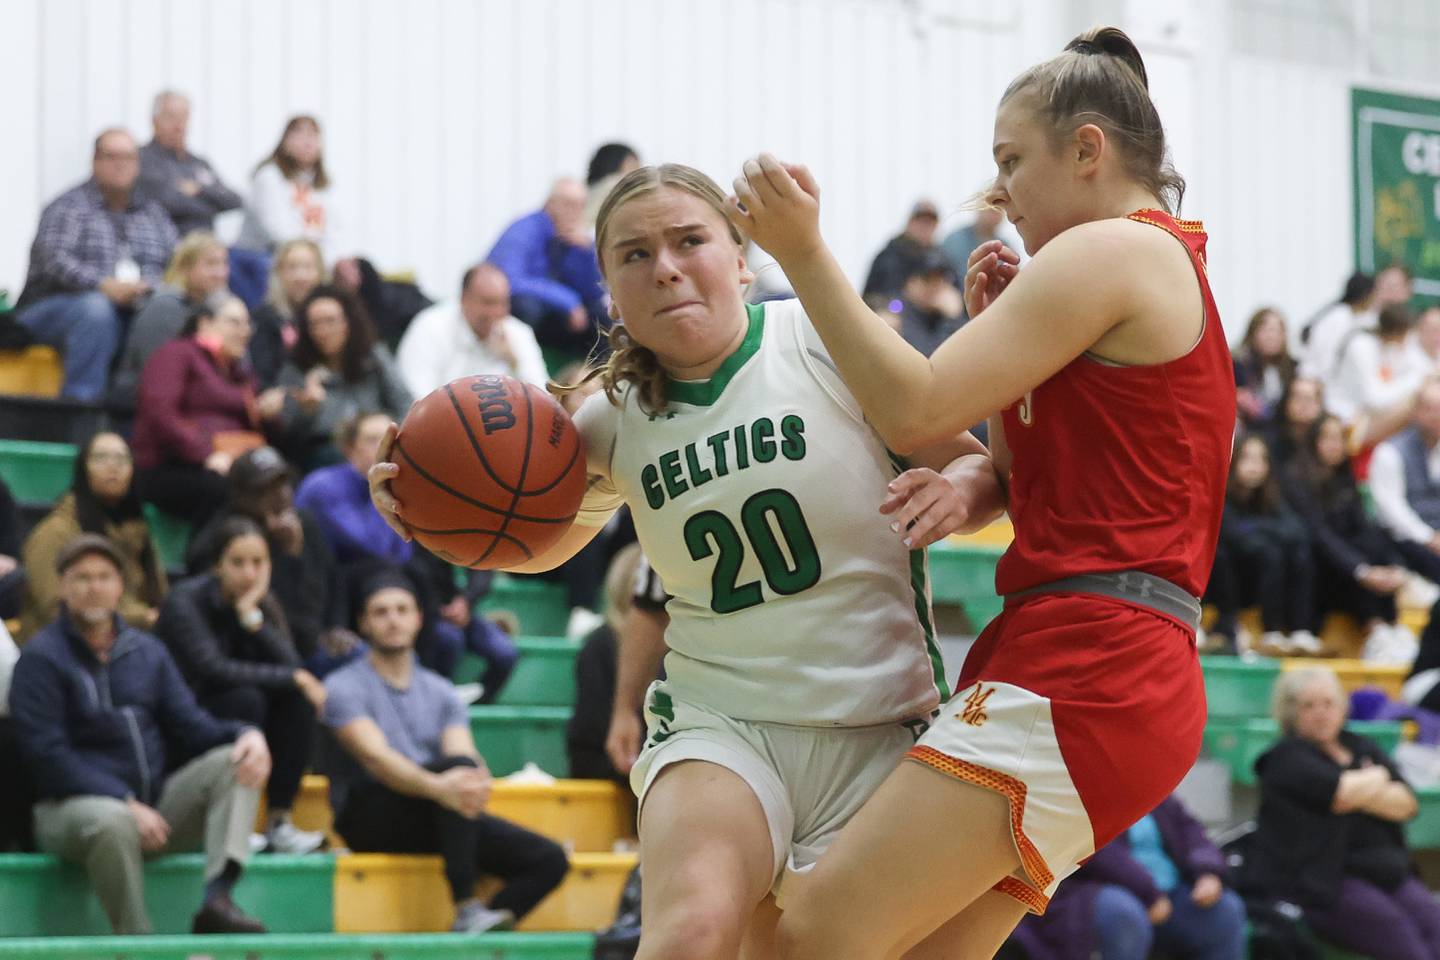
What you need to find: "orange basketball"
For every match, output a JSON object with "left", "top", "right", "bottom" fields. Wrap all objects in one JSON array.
[{"left": 390, "top": 374, "right": 587, "bottom": 569}]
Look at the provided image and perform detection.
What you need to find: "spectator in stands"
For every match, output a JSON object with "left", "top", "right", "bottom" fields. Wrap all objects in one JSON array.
[
  {"left": 13, "top": 129, "right": 178, "bottom": 401},
  {"left": 893, "top": 248, "right": 965, "bottom": 357},
  {"left": 19, "top": 432, "right": 167, "bottom": 642},
  {"left": 1328, "top": 303, "right": 1429, "bottom": 436},
  {"left": 862, "top": 200, "right": 941, "bottom": 304},
  {"left": 601, "top": 553, "right": 668, "bottom": 779},
  {"left": 189, "top": 447, "right": 350, "bottom": 672},
  {"left": 155, "top": 516, "right": 325, "bottom": 855},
  {"left": 137, "top": 91, "right": 242, "bottom": 237},
  {"left": 1304, "top": 265, "right": 1412, "bottom": 387},
  {"left": 1416, "top": 304, "right": 1440, "bottom": 370},
  {"left": 0, "top": 478, "right": 21, "bottom": 622},
  {"left": 585, "top": 142, "right": 641, "bottom": 226},
  {"left": 324, "top": 572, "right": 569, "bottom": 933},
  {"left": 487, "top": 178, "right": 607, "bottom": 359},
  {"left": 1266, "top": 374, "right": 1324, "bottom": 469},
  {"left": 1233, "top": 306, "right": 1296, "bottom": 432},
  {"left": 1249, "top": 666, "right": 1440, "bottom": 958},
  {"left": 133, "top": 297, "right": 279, "bottom": 528},
  {"left": 1371, "top": 377, "right": 1440, "bottom": 584},
  {"left": 236, "top": 116, "right": 343, "bottom": 264},
  {"left": 1009, "top": 794, "right": 1244, "bottom": 960},
  {"left": 1207, "top": 434, "right": 1318, "bottom": 656},
  {"left": 939, "top": 207, "right": 1006, "bottom": 292},
  {"left": 397, "top": 263, "right": 548, "bottom": 396},
  {"left": 10, "top": 534, "right": 272, "bottom": 935},
  {"left": 111, "top": 231, "right": 233, "bottom": 412},
  {"left": 276, "top": 285, "right": 411, "bottom": 470},
  {"left": 1282, "top": 414, "right": 1415, "bottom": 664},
  {"left": 568, "top": 544, "right": 657, "bottom": 784},
  {"left": 295, "top": 412, "right": 515, "bottom": 696},
  {"left": 0, "top": 618, "right": 28, "bottom": 853},
  {"left": 248, "top": 238, "right": 325, "bottom": 389}
]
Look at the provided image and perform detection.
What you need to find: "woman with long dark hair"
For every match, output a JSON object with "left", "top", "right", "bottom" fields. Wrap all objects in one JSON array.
[
  {"left": 236, "top": 115, "right": 342, "bottom": 263},
  {"left": 275, "top": 285, "right": 411, "bottom": 469},
  {"left": 18, "top": 432, "right": 167, "bottom": 640}
]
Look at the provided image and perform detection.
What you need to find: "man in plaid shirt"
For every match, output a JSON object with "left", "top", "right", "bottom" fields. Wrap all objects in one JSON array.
[{"left": 15, "top": 128, "right": 178, "bottom": 401}]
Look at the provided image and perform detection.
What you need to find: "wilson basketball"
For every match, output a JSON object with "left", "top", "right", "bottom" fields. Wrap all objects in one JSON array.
[{"left": 390, "top": 374, "right": 588, "bottom": 569}]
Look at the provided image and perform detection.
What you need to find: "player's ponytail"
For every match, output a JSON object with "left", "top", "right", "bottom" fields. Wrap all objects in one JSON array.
[
  {"left": 1004, "top": 26, "right": 1185, "bottom": 214},
  {"left": 569, "top": 163, "right": 748, "bottom": 416}
]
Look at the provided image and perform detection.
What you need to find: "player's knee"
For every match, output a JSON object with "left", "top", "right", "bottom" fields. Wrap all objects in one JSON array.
[{"left": 641, "top": 899, "right": 746, "bottom": 960}]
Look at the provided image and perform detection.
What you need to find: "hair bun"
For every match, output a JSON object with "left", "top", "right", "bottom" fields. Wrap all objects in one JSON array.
[{"left": 1065, "top": 26, "right": 1149, "bottom": 90}]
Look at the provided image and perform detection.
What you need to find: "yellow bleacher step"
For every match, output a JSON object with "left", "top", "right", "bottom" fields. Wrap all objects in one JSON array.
[
  {"left": 1281, "top": 657, "right": 1409, "bottom": 699},
  {"left": 334, "top": 851, "right": 636, "bottom": 933},
  {"left": 263, "top": 775, "right": 636, "bottom": 854},
  {"left": 0, "top": 346, "right": 62, "bottom": 397},
  {"left": 946, "top": 517, "right": 1014, "bottom": 549}
]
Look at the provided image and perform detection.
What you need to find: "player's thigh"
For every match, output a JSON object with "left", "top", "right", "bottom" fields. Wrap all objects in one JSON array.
[
  {"left": 638, "top": 759, "right": 777, "bottom": 927},
  {"left": 741, "top": 893, "right": 783, "bottom": 960},
  {"left": 900, "top": 890, "right": 1029, "bottom": 960},
  {"left": 778, "top": 762, "right": 1020, "bottom": 958}
]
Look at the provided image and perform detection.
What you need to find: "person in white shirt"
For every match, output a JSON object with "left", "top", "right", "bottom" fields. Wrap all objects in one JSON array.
[
  {"left": 396, "top": 263, "right": 548, "bottom": 396},
  {"left": 1416, "top": 304, "right": 1440, "bottom": 370},
  {"left": 1303, "top": 265, "right": 1413, "bottom": 387},
  {"left": 1370, "top": 377, "right": 1440, "bottom": 587},
  {"left": 1327, "top": 303, "right": 1429, "bottom": 438}
]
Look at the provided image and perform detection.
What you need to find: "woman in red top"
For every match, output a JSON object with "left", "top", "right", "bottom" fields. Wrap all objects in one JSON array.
[{"left": 733, "top": 27, "right": 1235, "bottom": 960}]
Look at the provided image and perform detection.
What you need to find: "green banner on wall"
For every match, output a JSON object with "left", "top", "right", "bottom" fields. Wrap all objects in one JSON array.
[{"left": 1353, "top": 86, "right": 1440, "bottom": 297}]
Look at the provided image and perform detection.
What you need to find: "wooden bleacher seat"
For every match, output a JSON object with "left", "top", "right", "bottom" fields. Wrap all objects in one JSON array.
[{"left": 0, "top": 346, "right": 62, "bottom": 398}]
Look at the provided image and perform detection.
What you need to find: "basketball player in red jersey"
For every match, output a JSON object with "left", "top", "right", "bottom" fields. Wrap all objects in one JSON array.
[{"left": 731, "top": 26, "right": 1235, "bottom": 959}]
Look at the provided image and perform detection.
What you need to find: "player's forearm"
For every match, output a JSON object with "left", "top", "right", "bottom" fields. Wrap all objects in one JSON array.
[
  {"left": 782, "top": 245, "right": 938, "bottom": 453},
  {"left": 1363, "top": 781, "right": 1418, "bottom": 822},
  {"left": 614, "top": 608, "right": 668, "bottom": 715},
  {"left": 941, "top": 454, "right": 1008, "bottom": 533}
]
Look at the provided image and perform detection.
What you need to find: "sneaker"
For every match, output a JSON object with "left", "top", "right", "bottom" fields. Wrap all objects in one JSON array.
[
  {"left": 451, "top": 901, "right": 516, "bottom": 934},
  {"left": 1400, "top": 575, "right": 1440, "bottom": 610},
  {"left": 1261, "top": 631, "right": 1295, "bottom": 654},
  {"left": 453, "top": 682, "right": 485, "bottom": 705},
  {"left": 1363, "top": 624, "right": 1411, "bottom": 666},
  {"left": 504, "top": 761, "right": 557, "bottom": 785},
  {"left": 1388, "top": 624, "right": 1420, "bottom": 664},
  {"left": 192, "top": 894, "right": 267, "bottom": 934},
  {"left": 1287, "top": 630, "right": 1324, "bottom": 655},
  {"left": 264, "top": 819, "right": 326, "bottom": 855},
  {"left": 566, "top": 606, "right": 605, "bottom": 639}
]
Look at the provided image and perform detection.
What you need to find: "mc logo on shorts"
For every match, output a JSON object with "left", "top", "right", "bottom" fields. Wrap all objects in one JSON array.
[{"left": 958, "top": 684, "right": 995, "bottom": 727}]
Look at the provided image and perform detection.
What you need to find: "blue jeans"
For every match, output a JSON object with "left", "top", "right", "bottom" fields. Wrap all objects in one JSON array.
[
  {"left": 1094, "top": 883, "right": 1246, "bottom": 960},
  {"left": 15, "top": 291, "right": 122, "bottom": 400},
  {"left": 425, "top": 618, "right": 519, "bottom": 702},
  {"left": 228, "top": 247, "right": 271, "bottom": 310}
]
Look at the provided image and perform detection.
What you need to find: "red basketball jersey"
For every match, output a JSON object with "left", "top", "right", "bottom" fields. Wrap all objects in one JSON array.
[{"left": 994, "top": 210, "right": 1235, "bottom": 600}]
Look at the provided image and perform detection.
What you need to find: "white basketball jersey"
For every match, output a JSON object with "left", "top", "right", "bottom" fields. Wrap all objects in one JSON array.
[{"left": 574, "top": 299, "right": 944, "bottom": 726}]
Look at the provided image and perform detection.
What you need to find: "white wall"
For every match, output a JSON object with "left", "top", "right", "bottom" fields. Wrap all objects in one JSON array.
[{"left": 2, "top": 0, "right": 1439, "bottom": 342}]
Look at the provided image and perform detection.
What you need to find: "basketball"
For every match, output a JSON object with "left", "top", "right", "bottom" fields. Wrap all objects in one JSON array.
[{"left": 390, "top": 374, "right": 588, "bottom": 569}]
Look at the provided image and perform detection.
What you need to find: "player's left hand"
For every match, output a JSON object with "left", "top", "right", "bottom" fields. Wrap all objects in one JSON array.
[
  {"left": 729, "top": 154, "right": 823, "bottom": 265},
  {"left": 881, "top": 467, "right": 975, "bottom": 549}
]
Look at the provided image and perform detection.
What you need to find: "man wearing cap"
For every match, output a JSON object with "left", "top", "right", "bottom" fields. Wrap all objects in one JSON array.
[
  {"left": 323, "top": 572, "right": 568, "bottom": 934},
  {"left": 188, "top": 446, "right": 349, "bottom": 669},
  {"left": 9, "top": 534, "right": 273, "bottom": 934},
  {"left": 862, "top": 199, "right": 943, "bottom": 305},
  {"left": 895, "top": 249, "right": 966, "bottom": 358}
]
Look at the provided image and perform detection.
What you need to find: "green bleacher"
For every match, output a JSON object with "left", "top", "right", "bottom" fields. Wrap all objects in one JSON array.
[
  {"left": 456, "top": 637, "right": 579, "bottom": 707},
  {"left": 0, "top": 439, "right": 74, "bottom": 503},
  {"left": 469, "top": 706, "right": 571, "bottom": 777}
]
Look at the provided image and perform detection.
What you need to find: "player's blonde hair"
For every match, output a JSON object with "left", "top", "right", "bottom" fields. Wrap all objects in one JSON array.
[
  {"left": 1002, "top": 26, "right": 1185, "bottom": 214},
  {"left": 566, "top": 163, "right": 747, "bottom": 416}
]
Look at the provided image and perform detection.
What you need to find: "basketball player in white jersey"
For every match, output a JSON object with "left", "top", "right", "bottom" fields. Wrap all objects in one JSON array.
[{"left": 370, "top": 163, "right": 1004, "bottom": 959}]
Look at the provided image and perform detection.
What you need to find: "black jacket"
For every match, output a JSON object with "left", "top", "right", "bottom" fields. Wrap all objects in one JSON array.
[
  {"left": 154, "top": 573, "right": 300, "bottom": 697},
  {"left": 10, "top": 610, "right": 244, "bottom": 804},
  {"left": 1248, "top": 731, "right": 1412, "bottom": 906}
]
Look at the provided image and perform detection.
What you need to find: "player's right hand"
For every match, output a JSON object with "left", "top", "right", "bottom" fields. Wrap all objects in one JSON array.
[
  {"left": 367, "top": 422, "right": 413, "bottom": 543},
  {"left": 605, "top": 710, "right": 644, "bottom": 775},
  {"left": 964, "top": 240, "right": 1020, "bottom": 318},
  {"left": 881, "top": 468, "right": 972, "bottom": 549}
]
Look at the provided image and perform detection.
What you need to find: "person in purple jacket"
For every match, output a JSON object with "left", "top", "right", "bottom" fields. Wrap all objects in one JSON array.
[
  {"left": 1010, "top": 794, "right": 1245, "bottom": 960},
  {"left": 485, "top": 178, "right": 608, "bottom": 359}
]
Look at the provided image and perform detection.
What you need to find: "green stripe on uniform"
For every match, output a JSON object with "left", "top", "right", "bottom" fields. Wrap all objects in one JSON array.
[{"left": 910, "top": 547, "right": 949, "bottom": 701}]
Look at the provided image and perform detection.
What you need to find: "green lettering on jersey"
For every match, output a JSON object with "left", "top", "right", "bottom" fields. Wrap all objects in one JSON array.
[
  {"left": 733, "top": 424, "right": 750, "bottom": 469},
  {"left": 751, "top": 417, "right": 776, "bottom": 463},
  {"left": 780, "top": 415, "right": 806, "bottom": 461},
  {"left": 684, "top": 442, "right": 714, "bottom": 488},
  {"left": 658, "top": 450, "right": 688, "bottom": 500},
  {"left": 706, "top": 432, "right": 731, "bottom": 477},
  {"left": 640, "top": 464, "right": 664, "bottom": 511}
]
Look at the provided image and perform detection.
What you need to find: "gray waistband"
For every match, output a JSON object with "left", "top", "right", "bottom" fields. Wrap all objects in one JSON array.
[{"left": 1005, "top": 571, "right": 1201, "bottom": 633}]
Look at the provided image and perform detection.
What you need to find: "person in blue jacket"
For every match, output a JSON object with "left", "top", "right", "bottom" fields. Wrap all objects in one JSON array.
[{"left": 10, "top": 534, "right": 274, "bottom": 935}]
